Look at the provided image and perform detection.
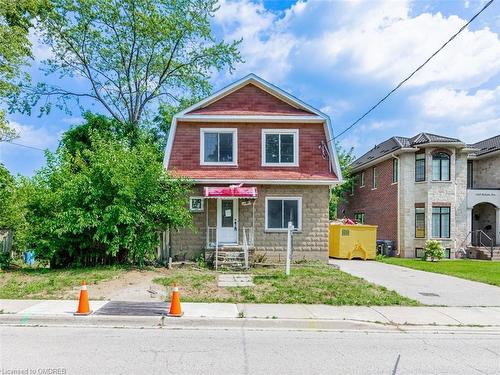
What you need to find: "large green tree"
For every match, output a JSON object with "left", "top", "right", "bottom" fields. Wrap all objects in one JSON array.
[
  {"left": 22, "top": 116, "right": 192, "bottom": 266},
  {"left": 11, "top": 0, "right": 241, "bottom": 128},
  {"left": 330, "top": 142, "right": 356, "bottom": 220},
  {"left": 0, "top": 0, "right": 48, "bottom": 140}
]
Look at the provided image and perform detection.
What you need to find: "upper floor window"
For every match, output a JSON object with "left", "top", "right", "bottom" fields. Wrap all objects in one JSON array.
[
  {"left": 415, "top": 153, "right": 426, "bottom": 182},
  {"left": 360, "top": 171, "right": 365, "bottom": 187},
  {"left": 467, "top": 160, "right": 473, "bottom": 189},
  {"left": 200, "top": 128, "right": 237, "bottom": 165},
  {"left": 432, "top": 152, "right": 450, "bottom": 181},
  {"left": 372, "top": 167, "right": 378, "bottom": 189},
  {"left": 392, "top": 158, "right": 399, "bottom": 183},
  {"left": 262, "top": 129, "right": 299, "bottom": 166}
]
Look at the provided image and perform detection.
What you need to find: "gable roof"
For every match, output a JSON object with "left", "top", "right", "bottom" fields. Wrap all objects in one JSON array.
[
  {"left": 186, "top": 83, "right": 314, "bottom": 116},
  {"left": 163, "top": 73, "right": 343, "bottom": 184},
  {"left": 351, "top": 132, "right": 464, "bottom": 170},
  {"left": 470, "top": 135, "right": 500, "bottom": 157}
]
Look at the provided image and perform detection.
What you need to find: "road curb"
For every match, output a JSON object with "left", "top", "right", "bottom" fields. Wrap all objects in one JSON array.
[{"left": 1, "top": 313, "right": 500, "bottom": 333}]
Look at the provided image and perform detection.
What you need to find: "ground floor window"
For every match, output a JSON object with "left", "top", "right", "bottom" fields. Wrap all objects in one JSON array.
[
  {"left": 189, "top": 197, "right": 204, "bottom": 212},
  {"left": 265, "top": 197, "right": 302, "bottom": 231},
  {"left": 415, "top": 207, "right": 425, "bottom": 238},
  {"left": 432, "top": 207, "right": 450, "bottom": 238},
  {"left": 354, "top": 212, "right": 365, "bottom": 224}
]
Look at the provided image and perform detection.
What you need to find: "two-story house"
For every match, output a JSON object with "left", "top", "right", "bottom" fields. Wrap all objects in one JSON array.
[
  {"left": 163, "top": 74, "right": 342, "bottom": 263},
  {"left": 342, "top": 133, "right": 500, "bottom": 259}
]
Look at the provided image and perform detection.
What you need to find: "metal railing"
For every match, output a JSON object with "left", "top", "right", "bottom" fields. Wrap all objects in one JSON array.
[{"left": 471, "top": 229, "right": 494, "bottom": 259}]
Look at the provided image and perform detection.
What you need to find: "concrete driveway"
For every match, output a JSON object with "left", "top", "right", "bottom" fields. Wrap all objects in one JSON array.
[{"left": 330, "top": 259, "right": 500, "bottom": 306}]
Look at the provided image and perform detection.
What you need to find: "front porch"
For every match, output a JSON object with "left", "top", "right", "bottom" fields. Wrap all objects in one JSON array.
[{"left": 202, "top": 186, "right": 258, "bottom": 269}]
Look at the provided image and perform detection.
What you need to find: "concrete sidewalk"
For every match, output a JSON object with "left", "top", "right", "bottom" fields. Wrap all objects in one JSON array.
[
  {"left": 330, "top": 259, "right": 500, "bottom": 306},
  {"left": 2, "top": 299, "right": 500, "bottom": 327}
]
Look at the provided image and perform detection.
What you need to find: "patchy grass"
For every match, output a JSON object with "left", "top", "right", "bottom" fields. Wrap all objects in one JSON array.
[
  {"left": 379, "top": 258, "right": 500, "bottom": 286},
  {"left": 154, "top": 263, "right": 418, "bottom": 306},
  {"left": 0, "top": 266, "right": 127, "bottom": 299}
]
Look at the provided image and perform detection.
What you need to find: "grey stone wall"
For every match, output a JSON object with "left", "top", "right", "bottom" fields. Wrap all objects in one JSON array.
[
  {"left": 170, "top": 184, "right": 330, "bottom": 262},
  {"left": 399, "top": 146, "right": 468, "bottom": 258},
  {"left": 472, "top": 153, "right": 500, "bottom": 189}
]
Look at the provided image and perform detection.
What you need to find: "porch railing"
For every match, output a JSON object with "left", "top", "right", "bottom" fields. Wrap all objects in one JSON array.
[
  {"left": 472, "top": 229, "right": 494, "bottom": 259},
  {"left": 205, "top": 226, "right": 255, "bottom": 249}
]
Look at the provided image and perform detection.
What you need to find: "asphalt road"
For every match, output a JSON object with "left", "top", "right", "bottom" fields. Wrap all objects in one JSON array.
[{"left": 1, "top": 326, "right": 499, "bottom": 375}]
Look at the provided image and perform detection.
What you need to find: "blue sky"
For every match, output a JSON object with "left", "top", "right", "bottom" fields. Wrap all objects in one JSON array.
[{"left": 1, "top": 0, "right": 500, "bottom": 176}]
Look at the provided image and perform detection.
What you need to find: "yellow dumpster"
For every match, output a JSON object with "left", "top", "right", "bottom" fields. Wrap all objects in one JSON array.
[{"left": 329, "top": 223, "right": 377, "bottom": 260}]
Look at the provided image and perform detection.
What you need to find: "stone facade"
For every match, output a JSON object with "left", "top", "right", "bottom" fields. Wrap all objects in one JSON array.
[
  {"left": 399, "top": 147, "right": 468, "bottom": 258},
  {"left": 170, "top": 184, "right": 330, "bottom": 262},
  {"left": 471, "top": 153, "right": 500, "bottom": 189}
]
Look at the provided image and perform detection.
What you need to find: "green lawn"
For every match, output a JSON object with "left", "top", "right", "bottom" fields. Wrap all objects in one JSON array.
[
  {"left": 154, "top": 263, "right": 418, "bottom": 306},
  {"left": 0, "top": 266, "right": 127, "bottom": 299},
  {"left": 379, "top": 258, "right": 500, "bottom": 286}
]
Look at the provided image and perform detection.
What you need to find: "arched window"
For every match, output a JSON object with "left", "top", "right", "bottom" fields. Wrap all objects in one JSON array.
[{"left": 432, "top": 152, "right": 450, "bottom": 181}]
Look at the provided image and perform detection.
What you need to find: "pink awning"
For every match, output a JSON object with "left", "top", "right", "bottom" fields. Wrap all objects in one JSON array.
[{"left": 203, "top": 186, "right": 258, "bottom": 198}]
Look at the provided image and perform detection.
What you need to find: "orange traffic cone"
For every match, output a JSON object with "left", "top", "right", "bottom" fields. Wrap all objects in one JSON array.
[
  {"left": 167, "top": 282, "right": 183, "bottom": 317},
  {"left": 74, "top": 280, "right": 92, "bottom": 316}
]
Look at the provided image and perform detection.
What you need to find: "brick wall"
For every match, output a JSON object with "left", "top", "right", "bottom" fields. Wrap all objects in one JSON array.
[
  {"left": 341, "top": 158, "right": 398, "bottom": 247},
  {"left": 188, "top": 83, "right": 313, "bottom": 115},
  {"left": 170, "top": 184, "right": 330, "bottom": 262},
  {"left": 168, "top": 121, "right": 332, "bottom": 177}
]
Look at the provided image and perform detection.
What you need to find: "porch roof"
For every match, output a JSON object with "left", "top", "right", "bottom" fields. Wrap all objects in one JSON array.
[{"left": 203, "top": 186, "right": 258, "bottom": 198}]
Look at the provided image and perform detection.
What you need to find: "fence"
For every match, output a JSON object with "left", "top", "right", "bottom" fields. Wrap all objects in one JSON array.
[{"left": 1, "top": 230, "right": 13, "bottom": 255}]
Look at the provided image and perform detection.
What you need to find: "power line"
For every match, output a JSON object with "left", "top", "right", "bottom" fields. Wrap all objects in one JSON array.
[
  {"left": 328, "top": 0, "right": 495, "bottom": 143},
  {"left": 0, "top": 141, "right": 46, "bottom": 151}
]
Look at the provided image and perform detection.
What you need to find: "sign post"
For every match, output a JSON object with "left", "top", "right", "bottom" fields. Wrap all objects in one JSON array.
[{"left": 286, "top": 221, "right": 294, "bottom": 276}]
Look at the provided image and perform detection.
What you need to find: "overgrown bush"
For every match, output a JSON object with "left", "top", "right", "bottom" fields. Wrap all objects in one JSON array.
[
  {"left": 422, "top": 240, "right": 444, "bottom": 261},
  {"left": 21, "top": 118, "right": 193, "bottom": 267}
]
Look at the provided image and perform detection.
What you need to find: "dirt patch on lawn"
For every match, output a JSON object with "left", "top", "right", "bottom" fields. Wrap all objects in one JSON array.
[{"left": 60, "top": 268, "right": 171, "bottom": 301}]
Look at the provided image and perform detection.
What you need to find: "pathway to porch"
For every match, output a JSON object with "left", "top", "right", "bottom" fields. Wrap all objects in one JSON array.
[{"left": 329, "top": 259, "right": 500, "bottom": 306}]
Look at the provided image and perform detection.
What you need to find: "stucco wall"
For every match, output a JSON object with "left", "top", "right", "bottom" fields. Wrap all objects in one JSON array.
[{"left": 170, "top": 185, "right": 330, "bottom": 262}]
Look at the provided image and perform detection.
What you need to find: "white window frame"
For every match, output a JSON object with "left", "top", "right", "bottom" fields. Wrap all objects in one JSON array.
[
  {"left": 261, "top": 129, "right": 299, "bottom": 167},
  {"left": 264, "top": 196, "right": 302, "bottom": 232},
  {"left": 360, "top": 171, "right": 365, "bottom": 187},
  {"left": 200, "top": 128, "right": 238, "bottom": 166},
  {"left": 189, "top": 197, "right": 204, "bottom": 212}
]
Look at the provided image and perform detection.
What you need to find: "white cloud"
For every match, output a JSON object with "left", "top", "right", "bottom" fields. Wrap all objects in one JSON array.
[
  {"left": 62, "top": 116, "right": 84, "bottom": 126},
  {"left": 9, "top": 122, "right": 60, "bottom": 150},
  {"left": 29, "top": 28, "right": 53, "bottom": 62},
  {"left": 457, "top": 118, "right": 500, "bottom": 142},
  {"left": 214, "top": 0, "right": 297, "bottom": 82},
  {"left": 415, "top": 86, "right": 500, "bottom": 122}
]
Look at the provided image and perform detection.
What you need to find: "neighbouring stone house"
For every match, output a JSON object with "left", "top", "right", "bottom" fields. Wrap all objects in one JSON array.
[
  {"left": 163, "top": 74, "right": 342, "bottom": 263},
  {"left": 341, "top": 133, "right": 500, "bottom": 259}
]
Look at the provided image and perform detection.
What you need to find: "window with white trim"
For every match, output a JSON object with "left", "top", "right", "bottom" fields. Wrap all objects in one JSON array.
[
  {"left": 189, "top": 197, "right": 204, "bottom": 212},
  {"left": 262, "top": 129, "right": 299, "bottom": 166},
  {"left": 265, "top": 197, "right": 302, "bottom": 231},
  {"left": 200, "top": 128, "right": 237, "bottom": 165}
]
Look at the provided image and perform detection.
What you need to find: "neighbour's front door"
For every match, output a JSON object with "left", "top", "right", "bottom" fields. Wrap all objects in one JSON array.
[{"left": 217, "top": 199, "right": 238, "bottom": 244}]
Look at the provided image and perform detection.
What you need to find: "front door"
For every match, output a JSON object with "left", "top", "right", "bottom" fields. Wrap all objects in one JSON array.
[{"left": 217, "top": 199, "right": 238, "bottom": 244}]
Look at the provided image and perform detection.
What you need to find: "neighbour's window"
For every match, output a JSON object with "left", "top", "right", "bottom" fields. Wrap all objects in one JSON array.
[
  {"left": 432, "top": 206, "right": 450, "bottom": 238},
  {"left": 415, "top": 207, "right": 425, "bottom": 238},
  {"left": 262, "top": 130, "right": 299, "bottom": 166},
  {"left": 265, "top": 197, "right": 301, "bottom": 230},
  {"left": 443, "top": 248, "right": 451, "bottom": 259},
  {"left": 360, "top": 171, "right": 365, "bottom": 187},
  {"left": 201, "top": 128, "right": 237, "bottom": 165},
  {"left": 354, "top": 212, "right": 365, "bottom": 224},
  {"left": 467, "top": 160, "right": 474, "bottom": 189},
  {"left": 415, "top": 153, "right": 426, "bottom": 182},
  {"left": 432, "top": 152, "right": 450, "bottom": 181},
  {"left": 189, "top": 197, "right": 204, "bottom": 212},
  {"left": 392, "top": 158, "right": 398, "bottom": 183},
  {"left": 372, "top": 167, "right": 378, "bottom": 189},
  {"left": 415, "top": 248, "right": 424, "bottom": 258}
]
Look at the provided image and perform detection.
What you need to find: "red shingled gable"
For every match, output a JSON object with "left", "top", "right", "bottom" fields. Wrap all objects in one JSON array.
[
  {"left": 168, "top": 122, "right": 338, "bottom": 182},
  {"left": 187, "top": 83, "right": 314, "bottom": 116}
]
